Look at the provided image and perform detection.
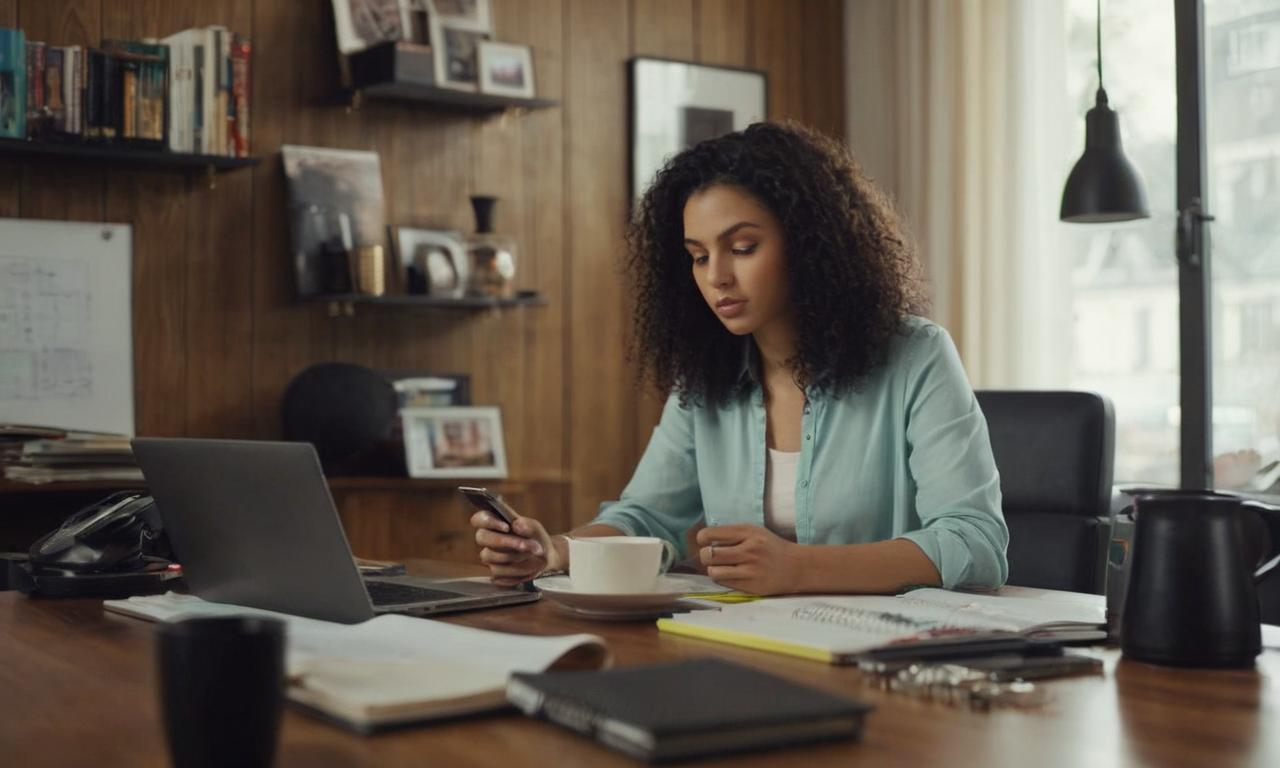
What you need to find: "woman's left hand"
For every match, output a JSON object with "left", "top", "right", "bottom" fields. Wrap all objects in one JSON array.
[{"left": 696, "top": 524, "right": 804, "bottom": 595}]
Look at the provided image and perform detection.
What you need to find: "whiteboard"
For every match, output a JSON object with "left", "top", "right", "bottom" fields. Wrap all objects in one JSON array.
[{"left": 0, "top": 218, "right": 134, "bottom": 436}]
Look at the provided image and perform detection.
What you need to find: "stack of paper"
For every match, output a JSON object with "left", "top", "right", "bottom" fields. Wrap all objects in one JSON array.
[
  {"left": 2, "top": 434, "right": 141, "bottom": 484},
  {"left": 104, "top": 592, "right": 611, "bottom": 732}
]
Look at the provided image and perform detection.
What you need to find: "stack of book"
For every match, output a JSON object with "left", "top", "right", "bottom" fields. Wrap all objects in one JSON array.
[
  {"left": 0, "top": 25, "right": 250, "bottom": 156},
  {"left": 1, "top": 427, "right": 141, "bottom": 484}
]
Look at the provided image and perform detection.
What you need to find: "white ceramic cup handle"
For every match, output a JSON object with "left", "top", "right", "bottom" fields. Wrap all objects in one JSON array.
[{"left": 659, "top": 540, "right": 676, "bottom": 574}]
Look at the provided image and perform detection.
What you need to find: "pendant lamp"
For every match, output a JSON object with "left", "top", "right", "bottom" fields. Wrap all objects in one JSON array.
[{"left": 1060, "top": 0, "right": 1149, "bottom": 223}]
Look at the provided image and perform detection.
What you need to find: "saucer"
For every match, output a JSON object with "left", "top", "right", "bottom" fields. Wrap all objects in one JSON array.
[{"left": 533, "top": 574, "right": 723, "bottom": 613}]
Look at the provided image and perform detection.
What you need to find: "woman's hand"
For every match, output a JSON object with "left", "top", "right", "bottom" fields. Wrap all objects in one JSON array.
[
  {"left": 471, "top": 510, "right": 563, "bottom": 587},
  {"left": 697, "top": 524, "right": 804, "bottom": 595}
]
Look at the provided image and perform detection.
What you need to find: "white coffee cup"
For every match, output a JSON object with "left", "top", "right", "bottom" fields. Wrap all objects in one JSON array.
[{"left": 567, "top": 536, "right": 675, "bottom": 594}]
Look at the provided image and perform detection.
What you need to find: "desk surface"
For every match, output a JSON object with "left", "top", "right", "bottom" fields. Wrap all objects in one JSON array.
[{"left": 2, "top": 561, "right": 1277, "bottom": 768}]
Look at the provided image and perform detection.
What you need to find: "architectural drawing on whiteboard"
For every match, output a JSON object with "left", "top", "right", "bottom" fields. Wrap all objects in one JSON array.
[{"left": 0, "top": 256, "right": 95, "bottom": 401}]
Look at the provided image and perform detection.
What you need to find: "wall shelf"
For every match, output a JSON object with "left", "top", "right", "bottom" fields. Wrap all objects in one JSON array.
[
  {"left": 347, "top": 42, "right": 557, "bottom": 115},
  {"left": 0, "top": 137, "right": 260, "bottom": 174},
  {"left": 356, "top": 83, "right": 558, "bottom": 113},
  {"left": 308, "top": 290, "right": 548, "bottom": 316}
]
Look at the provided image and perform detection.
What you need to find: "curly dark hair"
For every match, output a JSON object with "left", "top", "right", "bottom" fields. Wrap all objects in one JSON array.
[{"left": 627, "top": 121, "right": 927, "bottom": 407}]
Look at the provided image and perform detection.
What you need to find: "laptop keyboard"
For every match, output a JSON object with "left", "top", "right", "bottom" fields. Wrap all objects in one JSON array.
[{"left": 365, "top": 581, "right": 463, "bottom": 607}]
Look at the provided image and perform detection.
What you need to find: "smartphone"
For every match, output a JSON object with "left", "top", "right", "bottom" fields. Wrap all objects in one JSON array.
[
  {"left": 459, "top": 486, "right": 538, "bottom": 593},
  {"left": 458, "top": 486, "right": 520, "bottom": 528}
]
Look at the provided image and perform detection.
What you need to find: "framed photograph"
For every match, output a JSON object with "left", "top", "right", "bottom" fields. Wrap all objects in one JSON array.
[
  {"left": 281, "top": 145, "right": 387, "bottom": 297},
  {"left": 477, "top": 41, "right": 534, "bottom": 99},
  {"left": 430, "top": 18, "right": 489, "bottom": 91},
  {"left": 392, "top": 226, "right": 467, "bottom": 297},
  {"left": 629, "top": 57, "right": 767, "bottom": 202},
  {"left": 383, "top": 371, "right": 471, "bottom": 407},
  {"left": 425, "top": 0, "right": 491, "bottom": 32},
  {"left": 402, "top": 406, "right": 507, "bottom": 479},
  {"left": 332, "top": 0, "right": 412, "bottom": 54}
]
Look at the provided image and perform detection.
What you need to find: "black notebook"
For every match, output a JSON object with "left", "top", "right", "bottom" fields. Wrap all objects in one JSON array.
[{"left": 506, "top": 657, "right": 873, "bottom": 762}]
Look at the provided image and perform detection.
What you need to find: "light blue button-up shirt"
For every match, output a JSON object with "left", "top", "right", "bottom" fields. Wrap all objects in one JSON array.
[{"left": 590, "top": 316, "right": 1009, "bottom": 590}]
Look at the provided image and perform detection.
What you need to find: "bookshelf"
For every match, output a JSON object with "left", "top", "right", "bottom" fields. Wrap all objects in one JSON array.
[{"left": 0, "top": 138, "right": 260, "bottom": 175}]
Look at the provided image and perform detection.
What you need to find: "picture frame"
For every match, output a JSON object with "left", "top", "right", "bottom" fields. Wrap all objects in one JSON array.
[
  {"left": 430, "top": 17, "right": 489, "bottom": 91},
  {"left": 628, "top": 57, "right": 767, "bottom": 202},
  {"left": 477, "top": 41, "right": 535, "bottom": 99},
  {"left": 332, "top": 0, "right": 413, "bottom": 55},
  {"left": 391, "top": 226, "right": 468, "bottom": 297},
  {"left": 281, "top": 145, "right": 387, "bottom": 297},
  {"left": 383, "top": 370, "right": 471, "bottom": 407},
  {"left": 402, "top": 406, "right": 508, "bottom": 479},
  {"left": 425, "top": 0, "right": 492, "bottom": 33}
]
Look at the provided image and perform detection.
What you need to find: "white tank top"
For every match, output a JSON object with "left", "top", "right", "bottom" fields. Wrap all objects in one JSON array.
[{"left": 764, "top": 447, "right": 801, "bottom": 541}]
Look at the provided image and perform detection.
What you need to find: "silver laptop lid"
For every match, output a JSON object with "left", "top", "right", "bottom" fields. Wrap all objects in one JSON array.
[{"left": 132, "top": 438, "right": 375, "bottom": 624}]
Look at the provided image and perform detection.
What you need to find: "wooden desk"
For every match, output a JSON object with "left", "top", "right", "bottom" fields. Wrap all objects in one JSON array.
[{"left": 2, "top": 561, "right": 1277, "bottom": 768}]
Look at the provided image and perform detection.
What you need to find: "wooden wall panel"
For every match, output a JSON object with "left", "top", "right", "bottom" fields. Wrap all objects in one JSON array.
[
  {"left": 800, "top": 0, "right": 846, "bottom": 139},
  {"left": 249, "top": 0, "right": 336, "bottom": 439},
  {"left": 633, "top": 0, "right": 694, "bottom": 57},
  {"left": 499, "top": 0, "right": 569, "bottom": 504},
  {"left": 696, "top": 0, "right": 749, "bottom": 67},
  {"left": 750, "top": 0, "right": 805, "bottom": 121},
  {"left": 566, "top": 0, "right": 631, "bottom": 525},
  {"left": 2, "top": 0, "right": 847, "bottom": 555}
]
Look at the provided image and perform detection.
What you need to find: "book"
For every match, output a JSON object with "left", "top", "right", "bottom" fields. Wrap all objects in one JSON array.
[
  {"left": 657, "top": 586, "right": 1107, "bottom": 664},
  {"left": 102, "top": 40, "right": 167, "bottom": 147},
  {"left": 162, "top": 29, "right": 200, "bottom": 152},
  {"left": 507, "top": 658, "right": 873, "bottom": 762},
  {"left": 230, "top": 34, "right": 250, "bottom": 157},
  {"left": 0, "top": 28, "right": 26, "bottom": 138},
  {"left": 24, "top": 40, "right": 43, "bottom": 133},
  {"left": 104, "top": 592, "right": 611, "bottom": 733}
]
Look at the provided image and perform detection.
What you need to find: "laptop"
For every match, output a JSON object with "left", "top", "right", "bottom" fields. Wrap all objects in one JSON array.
[{"left": 131, "top": 437, "right": 539, "bottom": 623}]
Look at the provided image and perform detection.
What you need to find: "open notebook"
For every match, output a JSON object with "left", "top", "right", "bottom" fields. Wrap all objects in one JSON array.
[
  {"left": 105, "top": 592, "right": 610, "bottom": 732},
  {"left": 657, "top": 586, "right": 1107, "bottom": 664}
]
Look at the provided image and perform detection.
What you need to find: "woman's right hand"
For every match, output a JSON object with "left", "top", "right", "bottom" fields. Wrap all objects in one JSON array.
[{"left": 470, "top": 510, "right": 563, "bottom": 587}]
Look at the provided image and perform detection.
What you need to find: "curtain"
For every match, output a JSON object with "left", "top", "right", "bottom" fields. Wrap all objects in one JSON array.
[{"left": 843, "top": 0, "right": 1073, "bottom": 388}]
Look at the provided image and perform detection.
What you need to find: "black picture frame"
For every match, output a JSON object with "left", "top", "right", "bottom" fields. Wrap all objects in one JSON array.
[{"left": 628, "top": 56, "right": 767, "bottom": 203}]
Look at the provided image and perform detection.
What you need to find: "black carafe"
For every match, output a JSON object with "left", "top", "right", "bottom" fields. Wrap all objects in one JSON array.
[{"left": 1121, "top": 490, "right": 1280, "bottom": 667}]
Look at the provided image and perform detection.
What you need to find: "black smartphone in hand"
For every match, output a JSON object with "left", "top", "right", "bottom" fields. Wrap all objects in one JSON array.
[
  {"left": 458, "top": 486, "right": 520, "bottom": 528},
  {"left": 458, "top": 486, "right": 538, "bottom": 593}
]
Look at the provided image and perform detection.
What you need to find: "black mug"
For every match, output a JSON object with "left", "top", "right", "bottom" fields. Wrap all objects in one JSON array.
[
  {"left": 157, "top": 616, "right": 286, "bottom": 768},
  {"left": 1121, "top": 490, "right": 1280, "bottom": 668}
]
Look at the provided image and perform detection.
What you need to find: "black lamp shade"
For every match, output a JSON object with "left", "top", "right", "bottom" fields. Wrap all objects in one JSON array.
[{"left": 1060, "top": 88, "right": 1150, "bottom": 223}]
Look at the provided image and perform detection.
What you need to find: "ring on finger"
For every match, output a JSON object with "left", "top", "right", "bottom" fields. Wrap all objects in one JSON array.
[{"left": 709, "top": 542, "right": 716, "bottom": 563}]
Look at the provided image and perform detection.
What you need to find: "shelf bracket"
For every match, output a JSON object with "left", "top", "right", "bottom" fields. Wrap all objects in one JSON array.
[
  {"left": 205, "top": 165, "right": 217, "bottom": 190},
  {"left": 348, "top": 90, "right": 364, "bottom": 113}
]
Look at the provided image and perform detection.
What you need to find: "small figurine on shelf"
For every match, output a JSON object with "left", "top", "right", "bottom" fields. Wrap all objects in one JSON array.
[{"left": 463, "top": 195, "right": 517, "bottom": 299}]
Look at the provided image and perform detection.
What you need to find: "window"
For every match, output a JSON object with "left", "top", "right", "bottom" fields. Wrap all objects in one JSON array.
[{"left": 1060, "top": 0, "right": 1179, "bottom": 483}]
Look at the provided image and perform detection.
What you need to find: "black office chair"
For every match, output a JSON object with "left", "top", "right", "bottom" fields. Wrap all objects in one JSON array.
[{"left": 976, "top": 390, "right": 1115, "bottom": 594}]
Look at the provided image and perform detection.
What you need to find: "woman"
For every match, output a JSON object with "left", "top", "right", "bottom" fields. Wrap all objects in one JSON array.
[{"left": 472, "top": 122, "right": 1008, "bottom": 595}]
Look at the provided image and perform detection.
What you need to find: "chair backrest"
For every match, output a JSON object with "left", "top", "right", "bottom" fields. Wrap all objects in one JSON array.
[{"left": 976, "top": 390, "right": 1115, "bottom": 594}]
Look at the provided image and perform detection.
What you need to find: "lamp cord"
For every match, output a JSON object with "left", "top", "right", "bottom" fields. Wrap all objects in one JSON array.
[{"left": 1096, "top": 0, "right": 1104, "bottom": 89}]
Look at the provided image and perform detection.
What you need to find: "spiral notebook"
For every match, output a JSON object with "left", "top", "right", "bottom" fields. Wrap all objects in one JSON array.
[{"left": 656, "top": 586, "right": 1107, "bottom": 664}]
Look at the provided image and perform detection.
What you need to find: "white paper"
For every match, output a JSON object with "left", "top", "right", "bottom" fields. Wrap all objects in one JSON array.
[{"left": 104, "top": 592, "right": 607, "bottom": 708}]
